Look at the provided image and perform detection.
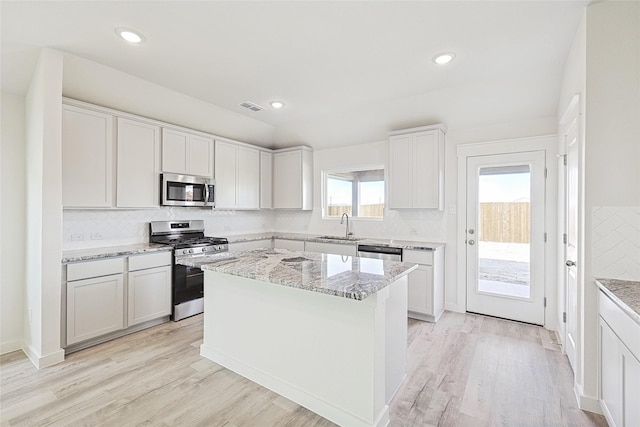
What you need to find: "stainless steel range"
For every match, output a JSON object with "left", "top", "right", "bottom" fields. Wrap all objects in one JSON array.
[{"left": 150, "top": 220, "right": 228, "bottom": 321}]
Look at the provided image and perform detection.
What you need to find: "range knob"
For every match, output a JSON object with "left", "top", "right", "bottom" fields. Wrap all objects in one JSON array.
[
  {"left": 188, "top": 249, "right": 194, "bottom": 254},
  {"left": 202, "top": 247, "right": 207, "bottom": 252}
]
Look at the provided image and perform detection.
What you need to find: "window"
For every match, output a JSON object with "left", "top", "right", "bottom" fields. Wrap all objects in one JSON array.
[{"left": 324, "top": 167, "right": 385, "bottom": 219}]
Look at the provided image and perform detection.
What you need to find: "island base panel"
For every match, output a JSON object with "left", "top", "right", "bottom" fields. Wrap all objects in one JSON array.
[{"left": 200, "top": 271, "right": 408, "bottom": 427}]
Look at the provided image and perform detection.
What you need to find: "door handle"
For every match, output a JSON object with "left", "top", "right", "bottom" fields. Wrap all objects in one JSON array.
[
  {"left": 565, "top": 260, "right": 576, "bottom": 267},
  {"left": 468, "top": 239, "right": 475, "bottom": 246}
]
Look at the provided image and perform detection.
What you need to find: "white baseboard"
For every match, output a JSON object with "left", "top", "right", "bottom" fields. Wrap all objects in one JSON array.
[
  {"left": 23, "top": 345, "right": 65, "bottom": 369},
  {"left": 0, "top": 339, "right": 23, "bottom": 355},
  {"left": 574, "top": 383, "right": 603, "bottom": 414},
  {"left": 444, "top": 302, "right": 465, "bottom": 313}
]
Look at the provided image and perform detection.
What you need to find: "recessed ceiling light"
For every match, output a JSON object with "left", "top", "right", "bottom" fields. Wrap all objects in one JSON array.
[
  {"left": 432, "top": 52, "right": 456, "bottom": 65},
  {"left": 115, "top": 28, "right": 145, "bottom": 44},
  {"left": 270, "top": 101, "right": 285, "bottom": 109}
]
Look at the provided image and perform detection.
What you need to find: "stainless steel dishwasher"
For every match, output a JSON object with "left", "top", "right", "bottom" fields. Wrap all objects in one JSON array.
[{"left": 356, "top": 244, "right": 403, "bottom": 261}]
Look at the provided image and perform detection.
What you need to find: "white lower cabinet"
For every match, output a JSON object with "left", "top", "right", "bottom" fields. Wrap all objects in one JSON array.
[
  {"left": 66, "top": 258, "right": 124, "bottom": 345},
  {"left": 273, "top": 239, "right": 305, "bottom": 251},
  {"left": 64, "top": 251, "right": 172, "bottom": 349},
  {"left": 404, "top": 248, "right": 444, "bottom": 322},
  {"left": 127, "top": 252, "right": 172, "bottom": 327},
  {"left": 304, "top": 241, "right": 357, "bottom": 256},
  {"left": 599, "top": 290, "right": 640, "bottom": 427}
]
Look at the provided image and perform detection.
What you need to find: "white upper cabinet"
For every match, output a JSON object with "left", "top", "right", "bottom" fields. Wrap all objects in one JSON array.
[
  {"left": 116, "top": 118, "right": 161, "bottom": 208},
  {"left": 260, "top": 150, "right": 273, "bottom": 209},
  {"left": 273, "top": 147, "right": 313, "bottom": 210},
  {"left": 388, "top": 125, "right": 446, "bottom": 210},
  {"left": 62, "top": 104, "right": 115, "bottom": 208},
  {"left": 214, "top": 140, "right": 260, "bottom": 210},
  {"left": 161, "top": 128, "right": 214, "bottom": 177}
]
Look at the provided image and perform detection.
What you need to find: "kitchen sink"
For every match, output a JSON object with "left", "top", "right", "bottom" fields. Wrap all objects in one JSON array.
[{"left": 316, "top": 235, "right": 363, "bottom": 241}]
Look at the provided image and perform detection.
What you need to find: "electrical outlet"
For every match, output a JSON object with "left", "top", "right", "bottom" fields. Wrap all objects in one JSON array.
[
  {"left": 449, "top": 205, "right": 457, "bottom": 215},
  {"left": 71, "top": 233, "right": 84, "bottom": 241},
  {"left": 91, "top": 232, "right": 104, "bottom": 240},
  {"left": 410, "top": 228, "right": 418, "bottom": 235}
]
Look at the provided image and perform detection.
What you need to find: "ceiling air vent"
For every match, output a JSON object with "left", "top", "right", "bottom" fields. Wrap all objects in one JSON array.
[{"left": 240, "top": 101, "right": 265, "bottom": 112}]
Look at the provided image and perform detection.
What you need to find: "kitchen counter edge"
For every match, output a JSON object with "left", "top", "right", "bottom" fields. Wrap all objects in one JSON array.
[
  {"left": 595, "top": 278, "right": 640, "bottom": 326},
  {"left": 226, "top": 232, "right": 445, "bottom": 251},
  {"left": 62, "top": 243, "right": 172, "bottom": 263}
]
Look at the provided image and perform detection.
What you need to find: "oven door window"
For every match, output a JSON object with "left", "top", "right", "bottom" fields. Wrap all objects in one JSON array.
[
  {"left": 167, "top": 182, "right": 206, "bottom": 203},
  {"left": 173, "top": 264, "right": 204, "bottom": 304}
]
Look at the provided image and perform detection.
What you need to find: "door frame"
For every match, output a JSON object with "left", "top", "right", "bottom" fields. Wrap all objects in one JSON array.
[{"left": 456, "top": 135, "right": 558, "bottom": 330}]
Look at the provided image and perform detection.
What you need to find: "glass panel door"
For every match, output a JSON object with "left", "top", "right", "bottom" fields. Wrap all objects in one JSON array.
[
  {"left": 466, "top": 151, "right": 546, "bottom": 325},
  {"left": 477, "top": 164, "right": 531, "bottom": 298}
]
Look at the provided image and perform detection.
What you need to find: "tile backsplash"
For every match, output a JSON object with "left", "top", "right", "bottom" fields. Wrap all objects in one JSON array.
[
  {"left": 62, "top": 208, "right": 274, "bottom": 250},
  {"left": 592, "top": 206, "right": 640, "bottom": 281}
]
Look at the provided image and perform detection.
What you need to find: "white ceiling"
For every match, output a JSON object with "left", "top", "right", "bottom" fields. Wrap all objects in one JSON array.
[{"left": 2, "top": 1, "right": 589, "bottom": 149}]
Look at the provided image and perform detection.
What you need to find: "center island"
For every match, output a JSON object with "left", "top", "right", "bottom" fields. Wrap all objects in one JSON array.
[{"left": 178, "top": 248, "right": 418, "bottom": 427}]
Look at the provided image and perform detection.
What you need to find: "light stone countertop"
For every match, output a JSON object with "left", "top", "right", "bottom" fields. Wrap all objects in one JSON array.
[
  {"left": 596, "top": 278, "right": 640, "bottom": 325},
  {"left": 177, "top": 248, "right": 418, "bottom": 301},
  {"left": 62, "top": 243, "right": 172, "bottom": 263},
  {"left": 225, "top": 232, "right": 445, "bottom": 251}
]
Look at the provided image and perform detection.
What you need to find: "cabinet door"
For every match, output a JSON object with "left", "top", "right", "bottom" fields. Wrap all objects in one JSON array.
[
  {"left": 66, "top": 274, "right": 124, "bottom": 345},
  {"left": 273, "top": 151, "right": 302, "bottom": 209},
  {"left": 62, "top": 105, "right": 114, "bottom": 208},
  {"left": 260, "top": 151, "right": 273, "bottom": 209},
  {"left": 214, "top": 141, "right": 238, "bottom": 208},
  {"left": 600, "top": 318, "right": 622, "bottom": 427},
  {"left": 237, "top": 146, "right": 260, "bottom": 209},
  {"left": 189, "top": 134, "right": 214, "bottom": 177},
  {"left": 128, "top": 266, "right": 172, "bottom": 326},
  {"left": 388, "top": 135, "right": 413, "bottom": 209},
  {"left": 413, "top": 132, "right": 439, "bottom": 209},
  {"left": 407, "top": 266, "right": 433, "bottom": 316},
  {"left": 117, "top": 118, "right": 161, "bottom": 208},
  {"left": 622, "top": 345, "right": 640, "bottom": 427},
  {"left": 161, "top": 129, "right": 189, "bottom": 174}
]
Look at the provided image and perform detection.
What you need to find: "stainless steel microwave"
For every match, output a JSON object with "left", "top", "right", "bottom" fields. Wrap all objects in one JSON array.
[{"left": 161, "top": 173, "right": 215, "bottom": 207}]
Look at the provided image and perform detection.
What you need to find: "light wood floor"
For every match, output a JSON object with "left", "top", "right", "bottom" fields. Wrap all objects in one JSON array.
[{"left": 1, "top": 311, "right": 607, "bottom": 426}]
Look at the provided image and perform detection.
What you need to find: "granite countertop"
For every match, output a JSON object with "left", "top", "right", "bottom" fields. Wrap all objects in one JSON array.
[
  {"left": 177, "top": 248, "right": 418, "bottom": 301},
  {"left": 225, "top": 232, "right": 445, "bottom": 251},
  {"left": 595, "top": 278, "right": 640, "bottom": 325},
  {"left": 62, "top": 243, "right": 171, "bottom": 263}
]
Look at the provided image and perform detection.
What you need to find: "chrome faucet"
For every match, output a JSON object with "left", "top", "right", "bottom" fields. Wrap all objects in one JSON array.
[{"left": 340, "top": 213, "right": 353, "bottom": 239}]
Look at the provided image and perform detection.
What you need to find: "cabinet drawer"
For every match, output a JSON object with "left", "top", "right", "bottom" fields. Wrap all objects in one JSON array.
[
  {"left": 599, "top": 290, "right": 640, "bottom": 359},
  {"left": 403, "top": 249, "right": 433, "bottom": 265},
  {"left": 129, "top": 251, "right": 172, "bottom": 271},
  {"left": 67, "top": 257, "right": 124, "bottom": 281}
]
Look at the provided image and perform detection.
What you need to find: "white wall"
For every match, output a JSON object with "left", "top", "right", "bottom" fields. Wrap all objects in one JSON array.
[
  {"left": 62, "top": 53, "right": 276, "bottom": 149},
  {"left": 273, "top": 117, "right": 558, "bottom": 315},
  {"left": 1, "top": 92, "right": 26, "bottom": 354},
  {"left": 557, "top": 1, "right": 640, "bottom": 411},
  {"left": 63, "top": 208, "right": 274, "bottom": 250},
  {"left": 23, "top": 48, "right": 65, "bottom": 368},
  {"left": 581, "top": 0, "right": 640, "bottom": 409}
]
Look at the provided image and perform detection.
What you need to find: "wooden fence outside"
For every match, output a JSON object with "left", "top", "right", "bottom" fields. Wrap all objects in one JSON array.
[
  {"left": 479, "top": 202, "right": 530, "bottom": 243},
  {"left": 327, "top": 204, "right": 384, "bottom": 218}
]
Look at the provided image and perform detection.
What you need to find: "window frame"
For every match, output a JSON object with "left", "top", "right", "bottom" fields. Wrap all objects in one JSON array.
[{"left": 322, "top": 165, "right": 385, "bottom": 221}]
